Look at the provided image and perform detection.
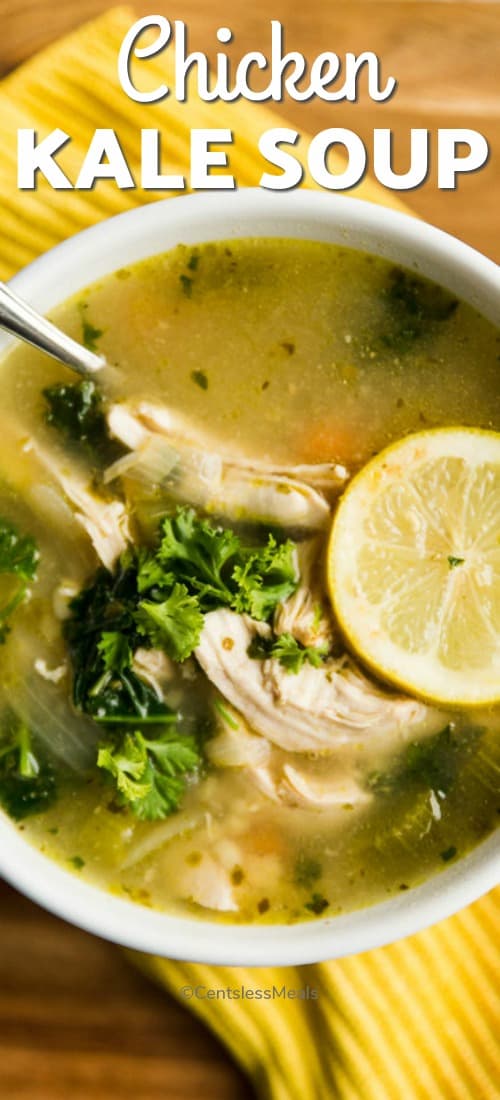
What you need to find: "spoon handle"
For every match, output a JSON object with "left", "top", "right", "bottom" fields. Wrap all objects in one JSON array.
[{"left": 0, "top": 281, "right": 105, "bottom": 376}]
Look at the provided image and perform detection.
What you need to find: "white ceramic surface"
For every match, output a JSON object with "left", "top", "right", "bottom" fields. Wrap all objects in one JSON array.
[{"left": 0, "top": 189, "right": 498, "bottom": 965}]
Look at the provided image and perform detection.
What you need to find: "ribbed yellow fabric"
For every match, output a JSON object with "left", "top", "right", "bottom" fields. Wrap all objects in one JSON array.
[
  {"left": 133, "top": 892, "right": 500, "bottom": 1100},
  {"left": 0, "top": 9, "right": 498, "bottom": 1098}
]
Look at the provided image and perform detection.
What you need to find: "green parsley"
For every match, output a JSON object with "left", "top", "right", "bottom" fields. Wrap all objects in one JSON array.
[
  {"left": 157, "top": 508, "right": 298, "bottom": 620},
  {"left": 65, "top": 508, "right": 299, "bottom": 726},
  {"left": 248, "top": 632, "right": 328, "bottom": 674},
  {"left": 136, "top": 584, "right": 204, "bottom": 662},
  {"left": 191, "top": 369, "right": 208, "bottom": 390},
  {"left": 294, "top": 854, "right": 323, "bottom": 889},
  {"left": 0, "top": 716, "right": 56, "bottom": 820},
  {"left": 79, "top": 303, "right": 104, "bottom": 352},
  {"left": 305, "top": 893, "right": 329, "bottom": 916},
  {"left": 69, "top": 856, "right": 85, "bottom": 870},
  {"left": 0, "top": 516, "right": 38, "bottom": 643},
  {"left": 97, "top": 728, "right": 201, "bottom": 820}
]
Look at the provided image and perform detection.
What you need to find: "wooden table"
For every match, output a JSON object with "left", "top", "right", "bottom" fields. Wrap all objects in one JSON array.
[{"left": 0, "top": 4, "right": 498, "bottom": 1099}]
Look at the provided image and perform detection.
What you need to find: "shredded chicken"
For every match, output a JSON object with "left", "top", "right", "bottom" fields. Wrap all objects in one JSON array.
[
  {"left": 52, "top": 579, "right": 81, "bottom": 621},
  {"left": 106, "top": 401, "right": 346, "bottom": 529},
  {"left": 274, "top": 537, "right": 337, "bottom": 650},
  {"left": 207, "top": 720, "right": 272, "bottom": 769},
  {"left": 195, "top": 610, "right": 444, "bottom": 755},
  {"left": 110, "top": 401, "right": 348, "bottom": 490},
  {"left": 34, "top": 658, "right": 68, "bottom": 684},
  {"left": 250, "top": 759, "right": 370, "bottom": 811},
  {"left": 207, "top": 704, "right": 368, "bottom": 810},
  {"left": 29, "top": 440, "right": 130, "bottom": 569},
  {"left": 177, "top": 853, "right": 239, "bottom": 912},
  {"left": 132, "top": 647, "right": 175, "bottom": 699}
]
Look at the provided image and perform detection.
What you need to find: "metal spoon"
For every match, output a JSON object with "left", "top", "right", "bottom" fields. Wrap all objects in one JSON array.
[{"left": 0, "top": 281, "right": 105, "bottom": 376}]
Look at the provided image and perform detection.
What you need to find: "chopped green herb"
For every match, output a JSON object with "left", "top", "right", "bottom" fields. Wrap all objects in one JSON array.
[
  {"left": 305, "top": 893, "right": 329, "bottom": 915},
  {"left": 158, "top": 508, "right": 240, "bottom": 610},
  {"left": 187, "top": 252, "right": 200, "bottom": 272},
  {"left": 43, "top": 379, "right": 122, "bottom": 467},
  {"left": 64, "top": 558, "right": 175, "bottom": 724},
  {"left": 367, "top": 724, "right": 481, "bottom": 797},
  {"left": 379, "top": 268, "right": 458, "bottom": 353},
  {"left": 440, "top": 846, "right": 457, "bottom": 862},
  {"left": 249, "top": 632, "right": 328, "bottom": 673},
  {"left": 65, "top": 509, "right": 300, "bottom": 720},
  {"left": 97, "top": 631, "right": 132, "bottom": 674},
  {"left": 158, "top": 508, "right": 298, "bottom": 621},
  {"left": 136, "top": 584, "right": 204, "bottom": 662},
  {"left": 0, "top": 716, "right": 57, "bottom": 820},
  {"left": 448, "top": 556, "right": 465, "bottom": 569},
  {"left": 0, "top": 517, "right": 38, "bottom": 581},
  {"left": 191, "top": 369, "right": 208, "bottom": 390},
  {"left": 231, "top": 536, "right": 298, "bottom": 621},
  {"left": 294, "top": 854, "right": 322, "bottom": 889},
  {"left": 135, "top": 550, "right": 172, "bottom": 596},
  {"left": 69, "top": 856, "right": 85, "bottom": 870},
  {"left": 214, "top": 699, "right": 240, "bottom": 730},
  {"left": 180, "top": 274, "right": 193, "bottom": 297},
  {"left": 370, "top": 789, "right": 438, "bottom": 857},
  {"left": 0, "top": 516, "right": 38, "bottom": 643},
  {"left": 97, "top": 727, "right": 201, "bottom": 820},
  {"left": 78, "top": 303, "right": 104, "bottom": 352}
]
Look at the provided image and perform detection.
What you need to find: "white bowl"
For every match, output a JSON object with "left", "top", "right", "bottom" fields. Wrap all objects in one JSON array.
[{"left": 0, "top": 190, "right": 498, "bottom": 965}]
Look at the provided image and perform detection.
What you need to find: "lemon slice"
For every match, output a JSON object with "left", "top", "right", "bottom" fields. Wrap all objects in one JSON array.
[{"left": 328, "top": 428, "right": 500, "bottom": 707}]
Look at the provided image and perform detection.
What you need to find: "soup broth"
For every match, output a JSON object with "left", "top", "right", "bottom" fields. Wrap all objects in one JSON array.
[{"left": 0, "top": 238, "right": 498, "bottom": 924}]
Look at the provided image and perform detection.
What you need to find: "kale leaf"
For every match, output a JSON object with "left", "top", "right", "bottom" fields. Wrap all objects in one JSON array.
[
  {"left": 64, "top": 557, "right": 175, "bottom": 724},
  {"left": 43, "top": 380, "right": 123, "bottom": 467},
  {"left": 248, "top": 631, "right": 328, "bottom": 673},
  {"left": 379, "top": 268, "right": 458, "bottom": 353},
  {"left": 0, "top": 516, "right": 38, "bottom": 643},
  {"left": 367, "top": 724, "right": 482, "bottom": 797},
  {"left": 97, "top": 727, "right": 201, "bottom": 820},
  {"left": 0, "top": 716, "right": 57, "bottom": 820}
]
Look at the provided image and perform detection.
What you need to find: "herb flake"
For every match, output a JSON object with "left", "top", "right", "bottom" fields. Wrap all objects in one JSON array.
[{"left": 191, "top": 369, "right": 208, "bottom": 390}]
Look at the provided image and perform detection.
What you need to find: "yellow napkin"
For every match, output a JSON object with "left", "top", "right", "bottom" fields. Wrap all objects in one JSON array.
[{"left": 0, "top": 9, "right": 498, "bottom": 1098}]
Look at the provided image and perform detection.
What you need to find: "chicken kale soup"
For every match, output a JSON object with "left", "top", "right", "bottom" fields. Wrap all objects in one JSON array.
[{"left": 0, "top": 238, "right": 498, "bottom": 924}]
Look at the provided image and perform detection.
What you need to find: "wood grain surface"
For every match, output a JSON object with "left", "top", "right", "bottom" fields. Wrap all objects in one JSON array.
[
  {"left": 0, "top": 4, "right": 498, "bottom": 1100},
  {"left": 0, "top": 881, "right": 253, "bottom": 1100}
]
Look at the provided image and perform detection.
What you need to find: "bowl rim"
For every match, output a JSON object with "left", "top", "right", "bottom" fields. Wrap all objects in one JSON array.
[{"left": 0, "top": 188, "right": 498, "bottom": 965}]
